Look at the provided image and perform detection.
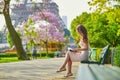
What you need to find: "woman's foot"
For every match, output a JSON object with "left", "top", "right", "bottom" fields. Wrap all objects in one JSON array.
[
  {"left": 64, "top": 73, "right": 73, "bottom": 77},
  {"left": 56, "top": 67, "right": 66, "bottom": 72}
]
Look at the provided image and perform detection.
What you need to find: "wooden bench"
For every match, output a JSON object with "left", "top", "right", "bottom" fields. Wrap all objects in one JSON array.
[
  {"left": 76, "top": 45, "right": 120, "bottom": 80},
  {"left": 81, "top": 45, "right": 110, "bottom": 64},
  {"left": 76, "top": 64, "right": 120, "bottom": 80}
]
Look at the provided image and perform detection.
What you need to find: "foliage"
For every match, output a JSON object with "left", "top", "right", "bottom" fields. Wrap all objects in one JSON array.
[
  {"left": 70, "top": 12, "right": 90, "bottom": 43},
  {"left": 70, "top": 1, "right": 120, "bottom": 47},
  {"left": 95, "top": 48, "right": 102, "bottom": 61},
  {"left": 18, "top": 11, "right": 66, "bottom": 56},
  {"left": 88, "top": 0, "right": 120, "bottom": 13},
  {"left": 113, "top": 46, "right": 120, "bottom": 67},
  {"left": 0, "top": 52, "right": 55, "bottom": 59}
]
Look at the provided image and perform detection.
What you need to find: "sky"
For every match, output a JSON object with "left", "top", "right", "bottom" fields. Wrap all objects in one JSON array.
[
  {"left": 54, "top": 0, "right": 90, "bottom": 28},
  {"left": 0, "top": 0, "right": 90, "bottom": 31}
]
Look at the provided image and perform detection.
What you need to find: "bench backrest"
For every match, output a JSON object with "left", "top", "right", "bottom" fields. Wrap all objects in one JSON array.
[{"left": 99, "top": 45, "right": 110, "bottom": 64}]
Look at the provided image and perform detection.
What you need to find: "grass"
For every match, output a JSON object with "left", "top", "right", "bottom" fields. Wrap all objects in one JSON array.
[
  {"left": 0, "top": 56, "right": 53, "bottom": 63},
  {"left": 0, "top": 51, "right": 55, "bottom": 63},
  {"left": 0, "top": 57, "right": 20, "bottom": 63}
]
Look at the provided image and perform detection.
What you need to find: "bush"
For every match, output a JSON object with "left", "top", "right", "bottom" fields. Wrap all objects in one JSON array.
[
  {"left": 93, "top": 47, "right": 111, "bottom": 64},
  {"left": 0, "top": 53, "right": 17, "bottom": 57},
  {"left": 0, "top": 52, "right": 55, "bottom": 58},
  {"left": 95, "top": 48, "right": 102, "bottom": 61},
  {"left": 113, "top": 46, "right": 120, "bottom": 67}
]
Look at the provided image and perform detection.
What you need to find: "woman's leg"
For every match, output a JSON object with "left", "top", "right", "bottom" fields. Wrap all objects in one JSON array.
[
  {"left": 64, "top": 52, "right": 73, "bottom": 77},
  {"left": 67, "top": 54, "right": 72, "bottom": 74},
  {"left": 57, "top": 51, "right": 73, "bottom": 74},
  {"left": 60, "top": 52, "right": 70, "bottom": 69}
]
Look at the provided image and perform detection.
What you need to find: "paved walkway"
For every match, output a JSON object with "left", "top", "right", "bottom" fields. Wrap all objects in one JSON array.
[{"left": 0, "top": 58, "right": 79, "bottom": 80}]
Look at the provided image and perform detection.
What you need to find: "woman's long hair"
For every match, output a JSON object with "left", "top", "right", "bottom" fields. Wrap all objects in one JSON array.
[{"left": 77, "top": 25, "right": 88, "bottom": 43}]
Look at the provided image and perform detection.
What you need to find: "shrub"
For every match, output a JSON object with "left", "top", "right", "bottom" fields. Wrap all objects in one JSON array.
[
  {"left": 113, "top": 46, "right": 120, "bottom": 67},
  {"left": 0, "top": 52, "right": 55, "bottom": 58},
  {"left": 96, "top": 48, "right": 102, "bottom": 61},
  {"left": 92, "top": 47, "right": 111, "bottom": 64},
  {"left": 0, "top": 53, "right": 17, "bottom": 57}
]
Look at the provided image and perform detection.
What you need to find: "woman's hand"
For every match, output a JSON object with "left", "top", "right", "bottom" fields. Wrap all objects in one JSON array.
[{"left": 70, "top": 49, "right": 78, "bottom": 52}]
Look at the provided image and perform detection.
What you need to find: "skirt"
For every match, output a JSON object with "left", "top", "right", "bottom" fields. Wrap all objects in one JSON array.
[{"left": 67, "top": 51, "right": 88, "bottom": 62}]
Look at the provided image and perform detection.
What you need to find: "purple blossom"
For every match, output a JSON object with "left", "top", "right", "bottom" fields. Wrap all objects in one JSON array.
[{"left": 18, "top": 11, "right": 66, "bottom": 44}]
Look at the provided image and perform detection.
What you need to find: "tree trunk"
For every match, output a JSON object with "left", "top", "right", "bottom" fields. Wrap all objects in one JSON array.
[
  {"left": 3, "top": 0, "right": 30, "bottom": 60},
  {"left": 45, "top": 41, "right": 48, "bottom": 57}
]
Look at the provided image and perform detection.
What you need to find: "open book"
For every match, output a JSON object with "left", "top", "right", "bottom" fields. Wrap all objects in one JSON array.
[{"left": 68, "top": 47, "right": 73, "bottom": 51}]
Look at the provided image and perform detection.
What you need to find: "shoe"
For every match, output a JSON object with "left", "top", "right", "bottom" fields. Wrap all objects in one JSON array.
[
  {"left": 56, "top": 68, "right": 66, "bottom": 72},
  {"left": 64, "top": 73, "right": 73, "bottom": 77}
]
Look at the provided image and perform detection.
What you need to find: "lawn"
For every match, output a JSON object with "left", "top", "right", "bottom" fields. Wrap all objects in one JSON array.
[
  {"left": 0, "top": 52, "right": 55, "bottom": 63},
  {"left": 0, "top": 57, "right": 53, "bottom": 63},
  {"left": 0, "top": 57, "right": 20, "bottom": 63}
]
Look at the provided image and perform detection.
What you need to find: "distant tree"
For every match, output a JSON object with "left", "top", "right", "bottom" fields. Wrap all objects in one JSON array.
[{"left": 19, "top": 11, "right": 66, "bottom": 56}]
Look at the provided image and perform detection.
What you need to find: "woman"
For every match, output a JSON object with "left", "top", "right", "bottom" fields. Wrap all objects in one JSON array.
[{"left": 56, "top": 25, "right": 89, "bottom": 77}]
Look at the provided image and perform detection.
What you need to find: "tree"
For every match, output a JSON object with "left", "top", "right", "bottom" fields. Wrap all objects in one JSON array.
[
  {"left": 70, "top": 0, "right": 120, "bottom": 47},
  {"left": 0, "top": 0, "right": 29, "bottom": 60},
  {"left": 18, "top": 11, "right": 66, "bottom": 56},
  {"left": 70, "top": 12, "right": 90, "bottom": 43},
  {"left": 88, "top": 0, "right": 120, "bottom": 47}
]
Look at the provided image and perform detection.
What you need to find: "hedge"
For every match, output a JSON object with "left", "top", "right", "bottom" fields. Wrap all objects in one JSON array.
[
  {"left": 90, "top": 47, "right": 111, "bottom": 64},
  {"left": 0, "top": 52, "right": 55, "bottom": 58},
  {"left": 113, "top": 46, "right": 120, "bottom": 67}
]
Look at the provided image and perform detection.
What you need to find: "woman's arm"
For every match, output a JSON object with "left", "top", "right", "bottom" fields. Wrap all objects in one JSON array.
[
  {"left": 77, "top": 47, "right": 88, "bottom": 51},
  {"left": 70, "top": 48, "right": 88, "bottom": 52},
  {"left": 70, "top": 43, "right": 88, "bottom": 52}
]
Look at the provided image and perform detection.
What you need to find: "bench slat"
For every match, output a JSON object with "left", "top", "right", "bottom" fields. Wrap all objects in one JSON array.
[
  {"left": 76, "top": 64, "right": 96, "bottom": 80},
  {"left": 76, "top": 64, "right": 120, "bottom": 80},
  {"left": 107, "top": 65, "right": 120, "bottom": 74},
  {"left": 89, "top": 64, "right": 120, "bottom": 80},
  {"left": 88, "top": 64, "right": 107, "bottom": 80},
  {"left": 104, "top": 66, "right": 120, "bottom": 79}
]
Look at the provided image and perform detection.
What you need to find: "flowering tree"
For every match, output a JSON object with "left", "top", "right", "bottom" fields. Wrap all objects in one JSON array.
[
  {"left": 19, "top": 11, "right": 66, "bottom": 56},
  {"left": 0, "top": 0, "right": 29, "bottom": 60}
]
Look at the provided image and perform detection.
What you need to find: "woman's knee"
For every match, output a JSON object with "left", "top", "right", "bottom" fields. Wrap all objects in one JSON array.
[{"left": 66, "top": 51, "right": 71, "bottom": 55}]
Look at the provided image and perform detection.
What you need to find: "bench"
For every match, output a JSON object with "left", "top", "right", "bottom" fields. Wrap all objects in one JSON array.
[
  {"left": 76, "top": 45, "right": 120, "bottom": 80},
  {"left": 81, "top": 45, "right": 110, "bottom": 64},
  {"left": 76, "top": 64, "right": 120, "bottom": 80}
]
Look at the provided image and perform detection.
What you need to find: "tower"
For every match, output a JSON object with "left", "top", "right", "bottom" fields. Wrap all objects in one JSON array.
[
  {"left": 10, "top": 0, "right": 66, "bottom": 28},
  {"left": 42, "top": 0, "right": 52, "bottom": 3}
]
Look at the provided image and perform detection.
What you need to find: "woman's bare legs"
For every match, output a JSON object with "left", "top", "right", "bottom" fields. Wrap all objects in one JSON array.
[{"left": 58, "top": 51, "right": 73, "bottom": 75}]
